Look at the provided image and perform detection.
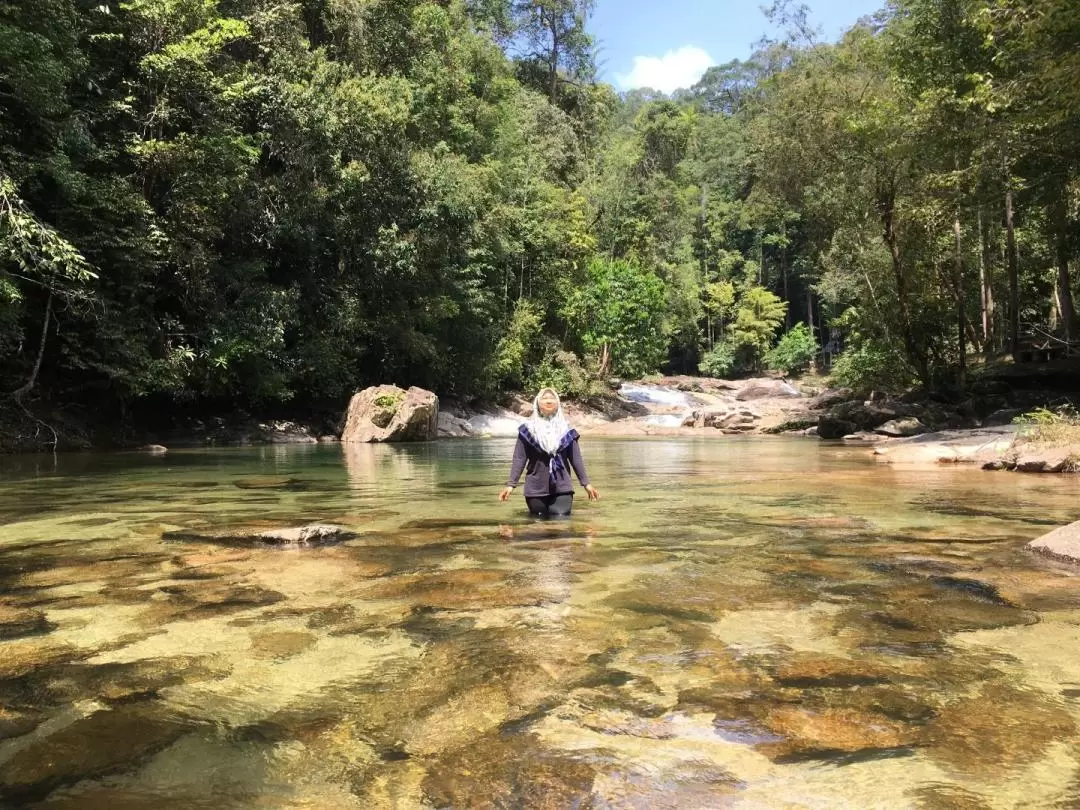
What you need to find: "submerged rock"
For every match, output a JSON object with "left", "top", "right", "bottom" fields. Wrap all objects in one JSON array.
[
  {"left": 1028, "top": 521, "right": 1080, "bottom": 564},
  {"left": 341, "top": 385, "right": 439, "bottom": 443},
  {"left": 875, "top": 417, "right": 928, "bottom": 437},
  {"left": 162, "top": 523, "right": 357, "bottom": 548},
  {"left": 422, "top": 734, "right": 598, "bottom": 809},
  {"left": 0, "top": 702, "right": 190, "bottom": 801},
  {"left": 925, "top": 683, "right": 1075, "bottom": 776},
  {"left": 0, "top": 603, "right": 53, "bottom": 640},
  {"left": 758, "top": 705, "right": 916, "bottom": 760}
]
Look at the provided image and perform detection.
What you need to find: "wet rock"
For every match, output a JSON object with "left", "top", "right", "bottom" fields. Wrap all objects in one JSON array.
[
  {"left": 871, "top": 596, "right": 1035, "bottom": 636},
  {"left": 256, "top": 421, "right": 318, "bottom": 444},
  {"left": 0, "top": 640, "right": 82, "bottom": 680},
  {"left": 1028, "top": 520, "right": 1080, "bottom": 564},
  {"left": 925, "top": 683, "right": 1075, "bottom": 775},
  {"left": 910, "top": 784, "right": 994, "bottom": 810},
  {"left": 770, "top": 655, "right": 899, "bottom": 688},
  {"left": 150, "top": 580, "right": 286, "bottom": 617},
  {"left": 0, "top": 706, "right": 42, "bottom": 740},
  {"left": 875, "top": 418, "right": 928, "bottom": 437},
  {"left": 318, "top": 435, "right": 339, "bottom": 443},
  {"left": 759, "top": 705, "right": 916, "bottom": 759},
  {"left": 361, "top": 569, "right": 546, "bottom": 611},
  {"left": 1014, "top": 448, "right": 1077, "bottom": 473},
  {"left": 233, "top": 476, "right": 311, "bottom": 491},
  {"left": 249, "top": 630, "right": 318, "bottom": 660},
  {"left": 341, "top": 385, "right": 439, "bottom": 443},
  {"left": 40, "top": 657, "right": 214, "bottom": 704},
  {"left": 0, "top": 702, "right": 190, "bottom": 801},
  {"left": 162, "top": 523, "right": 357, "bottom": 549},
  {"left": 817, "top": 413, "right": 857, "bottom": 440},
  {"left": 871, "top": 427, "right": 1016, "bottom": 466},
  {"left": 736, "top": 378, "right": 803, "bottom": 400},
  {"left": 422, "top": 734, "right": 597, "bottom": 810},
  {"left": 842, "top": 431, "right": 882, "bottom": 444},
  {"left": 0, "top": 603, "right": 53, "bottom": 640},
  {"left": 817, "top": 400, "right": 920, "bottom": 439},
  {"left": 402, "top": 683, "right": 513, "bottom": 756},
  {"left": 438, "top": 411, "right": 474, "bottom": 438},
  {"left": 763, "top": 417, "right": 819, "bottom": 435},
  {"left": 807, "top": 387, "right": 855, "bottom": 410}
]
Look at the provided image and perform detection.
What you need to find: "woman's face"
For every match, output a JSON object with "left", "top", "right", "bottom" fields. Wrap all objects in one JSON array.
[{"left": 537, "top": 391, "right": 559, "bottom": 417}]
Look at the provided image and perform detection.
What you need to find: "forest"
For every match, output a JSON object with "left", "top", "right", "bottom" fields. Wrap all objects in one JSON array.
[{"left": 2, "top": 0, "right": 1078, "bottom": 445}]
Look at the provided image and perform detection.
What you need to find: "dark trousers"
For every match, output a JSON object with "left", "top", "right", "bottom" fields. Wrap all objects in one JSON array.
[{"left": 526, "top": 493, "right": 573, "bottom": 519}]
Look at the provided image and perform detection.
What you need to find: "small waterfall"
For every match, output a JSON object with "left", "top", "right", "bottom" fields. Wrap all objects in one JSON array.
[{"left": 618, "top": 383, "right": 693, "bottom": 408}]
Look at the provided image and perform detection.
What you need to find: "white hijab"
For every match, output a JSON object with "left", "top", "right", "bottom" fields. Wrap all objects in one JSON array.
[{"left": 529, "top": 387, "right": 572, "bottom": 455}]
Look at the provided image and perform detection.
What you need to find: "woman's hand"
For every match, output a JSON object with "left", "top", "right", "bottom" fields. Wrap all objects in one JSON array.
[
  {"left": 585, "top": 485, "right": 600, "bottom": 501},
  {"left": 499, "top": 486, "right": 514, "bottom": 502}
]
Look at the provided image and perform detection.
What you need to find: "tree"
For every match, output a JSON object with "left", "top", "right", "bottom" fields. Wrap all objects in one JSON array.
[{"left": 562, "top": 257, "right": 667, "bottom": 378}]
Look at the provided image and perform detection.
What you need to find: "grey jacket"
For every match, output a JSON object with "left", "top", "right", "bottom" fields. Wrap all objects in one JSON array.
[{"left": 506, "top": 426, "right": 590, "bottom": 497}]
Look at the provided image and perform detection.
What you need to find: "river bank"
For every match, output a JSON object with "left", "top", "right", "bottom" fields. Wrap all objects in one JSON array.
[{"left": 3, "top": 366, "right": 1078, "bottom": 478}]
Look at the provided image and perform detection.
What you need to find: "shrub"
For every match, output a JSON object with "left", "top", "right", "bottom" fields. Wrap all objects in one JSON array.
[
  {"left": 698, "top": 341, "right": 736, "bottom": 378},
  {"left": 829, "top": 339, "right": 915, "bottom": 392},
  {"left": 525, "top": 343, "right": 606, "bottom": 399},
  {"left": 765, "top": 323, "right": 818, "bottom": 375}
]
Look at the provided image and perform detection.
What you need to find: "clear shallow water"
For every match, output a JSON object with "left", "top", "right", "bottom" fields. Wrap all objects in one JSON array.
[{"left": 0, "top": 437, "right": 1079, "bottom": 809}]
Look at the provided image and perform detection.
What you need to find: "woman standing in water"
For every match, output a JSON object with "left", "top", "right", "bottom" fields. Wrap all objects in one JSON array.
[{"left": 499, "top": 388, "right": 599, "bottom": 518}]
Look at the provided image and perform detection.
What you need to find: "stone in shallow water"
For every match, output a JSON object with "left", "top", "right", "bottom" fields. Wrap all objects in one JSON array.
[
  {"left": 402, "top": 682, "right": 514, "bottom": 756},
  {"left": 769, "top": 654, "right": 903, "bottom": 688},
  {"left": 0, "top": 702, "right": 191, "bottom": 802},
  {"left": 924, "top": 683, "right": 1076, "bottom": 776},
  {"left": 0, "top": 705, "right": 42, "bottom": 741},
  {"left": 757, "top": 705, "right": 917, "bottom": 761},
  {"left": 360, "top": 568, "right": 547, "bottom": 612},
  {"left": 0, "top": 640, "right": 82, "bottom": 680},
  {"left": 909, "top": 783, "right": 994, "bottom": 809},
  {"left": 0, "top": 603, "right": 53, "bottom": 640},
  {"left": 162, "top": 524, "right": 357, "bottom": 549},
  {"left": 871, "top": 595, "right": 1036, "bottom": 636},
  {"left": 422, "top": 734, "right": 598, "bottom": 810},
  {"left": 1028, "top": 520, "right": 1080, "bottom": 564},
  {"left": 249, "top": 630, "right": 318, "bottom": 660}
]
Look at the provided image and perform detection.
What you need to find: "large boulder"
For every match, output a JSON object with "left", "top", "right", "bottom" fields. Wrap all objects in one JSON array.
[
  {"left": 1028, "top": 521, "right": 1080, "bottom": 563},
  {"left": 438, "top": 411, "right": 475, "bottom": 438},
  {"left": 342, "top": 385, "right": 439, "bottom": 443},
  {"left": 806, "top": 387, "right": 856, "bottom": 410},
  {"left": 817, "top": 399, "right": 921, "bottom": 439},
  {"left": 735, "top": 378, "right": 803, "bottom": 401}
]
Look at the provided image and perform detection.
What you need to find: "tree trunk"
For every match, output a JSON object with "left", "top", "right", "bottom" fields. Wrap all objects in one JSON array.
[
  {"left": 1052, "top": 178, "right": 1078, "bottom": 347},
  {"left": 545, "top": 9, "right": 560, "bottom": 103},
  {"left": 1005, "top": 183, "right": 1020, "bottom": 357},
  {"left": 11, "top": 293, "right": 53, "bottom": 404},
  {"left": 978, "top": 205, "right": 995, "bottom": 355},
  {"left": 879, "top": 187, "right": 928, "bottom": 383},
  {"left": 953, "top": 214, "right": 966, "bottom": 387}
]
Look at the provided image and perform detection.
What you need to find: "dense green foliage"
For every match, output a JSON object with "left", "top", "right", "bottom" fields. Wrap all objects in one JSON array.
[{"left": 3, "top": 0, "right": 1080, "bottom": 440}]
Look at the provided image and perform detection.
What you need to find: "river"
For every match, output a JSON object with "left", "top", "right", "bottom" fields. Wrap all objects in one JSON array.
[{"left": 1, "top": 438, "right": 1078, "bottom": 808}]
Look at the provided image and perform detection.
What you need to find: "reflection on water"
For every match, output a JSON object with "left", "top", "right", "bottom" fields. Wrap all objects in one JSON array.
[{"left": 1, "top": 437, "right": 1080, "bottom": 808}]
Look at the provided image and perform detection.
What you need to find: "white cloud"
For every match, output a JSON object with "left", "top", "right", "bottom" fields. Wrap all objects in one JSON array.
[{"left": 615, "top": 46, "right": 716, "bottom": 94}]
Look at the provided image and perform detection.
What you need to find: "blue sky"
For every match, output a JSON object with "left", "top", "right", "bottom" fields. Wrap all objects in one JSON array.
[{"left": 591, "top": 0, "right": 885, "bottom": 93}]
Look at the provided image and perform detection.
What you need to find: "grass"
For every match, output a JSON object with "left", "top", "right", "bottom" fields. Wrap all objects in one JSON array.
[
  {"left": 1012, "top": 404, "right": 1080, "bottom": 446},
  {"left": 373, "top": 392, "right": 404, "bottom": 410}
]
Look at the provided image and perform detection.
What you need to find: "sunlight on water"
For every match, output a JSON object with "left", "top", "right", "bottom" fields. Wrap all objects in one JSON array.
[{"left": 1, "top": 437, "right": 1079, "bottom": 808}]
